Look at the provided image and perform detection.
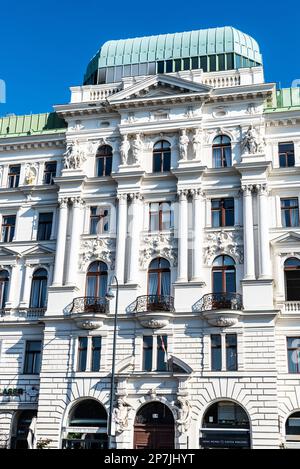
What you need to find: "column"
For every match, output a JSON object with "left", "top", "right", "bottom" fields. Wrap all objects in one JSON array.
[
  {"left": 257, "top": 184, "right": 272, "bottom": 278},
  {"left": 115, "top": 193, "right": 128, "bottom": 284},
  {"left": 6, "top": 264, "right": 20, "bottom": 308},
  {"left": 20, "top": 263, "right": 34, "bottom": 307},
  {"left": 191, "top": 189, "right": 203, "bottom": 281},
  {"left": 242, "top": 185, "right": 255, "bottom": 279},
  {"left": 52, "top": 198, "right": 69, "bottom": 286},
  {"left": 65, "top": 197, "right": 84, "bottom": 286},
  {"left": 127, "top": 193, "right": 142, "bottom": 284},
  {"left": 177, "top": 189, "right": 188, "bottom": 282}
]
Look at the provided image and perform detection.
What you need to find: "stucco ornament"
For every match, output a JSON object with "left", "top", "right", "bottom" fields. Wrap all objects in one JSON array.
[
  {"left": 113, "top": 396, "right": 132, "bottom": 433},
  {"left": 119, "top": 134, "right": 130, "bottom": 165},
  {"left": 63, "top": 139, "right": 87, "bottom": 169},
  {"left": 175, "top": 396, "right": 192, "bottom": 433},
  {"left": 204, "top": 230, "right": 244, "bottom": 264},
  {"left": 139, "top": 233, "right": 177, "bottom": 268},
  {"left": 24, "top": 164, "right": 38, "bottom": 185},
  {"left": 241, "top": 125, "right": 265, "bottom": 154},
  {"left": 79, "top": 237, "right": 115, "bottom": 270},
  {"left": 131, "top": 133, "right": 143, "bottom": 164},
  {"left": 179, "top": 129, "right": 189, "bottom": 160}
]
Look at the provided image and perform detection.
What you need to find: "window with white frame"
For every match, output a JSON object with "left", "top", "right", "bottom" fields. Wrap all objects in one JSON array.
[
  {"left": 142, "top": 335, "right": 168, "bottom": 372},
  {"left": 77, "top": 336, "right": 102, "bottom": 372},
  {"left": 89, "top": 207, "right": 109, "bottom": 234},
  {"left": 210, "top": 333, "right": 238, "bottom": 371}
]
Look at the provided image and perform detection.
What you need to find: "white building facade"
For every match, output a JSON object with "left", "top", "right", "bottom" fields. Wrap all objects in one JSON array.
[{"left": 1, "top": 26, "right": 300, "bottom": 449}]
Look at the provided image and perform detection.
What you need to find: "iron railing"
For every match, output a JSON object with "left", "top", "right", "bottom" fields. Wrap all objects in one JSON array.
[
  {"left": 18, "top": 307, "right": 47, "bottom": 319},
  {"left": 69, "top": 297, "right": 109, "bottom": 315},
  {"left": 194, "top": 292, "right": 243, "bottom": 312},
  {"left": 134, "top": 295, "right": 175, "bottom": 313}
]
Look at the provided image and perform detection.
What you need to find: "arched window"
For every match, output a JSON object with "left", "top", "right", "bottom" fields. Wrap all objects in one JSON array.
[
  {"left": 0, "top": 270, "right": 9, "bottom": 309},
  {"left": 285, "top": 411, "right": 300, "bottom": 443},
  {"left": 29, "top": 268, "right": 48, "bottom": 308},
  {"left": 212, "top": 135, "right": 232, "bottom": 168},
  {"left": 153, "top": 140, "right": 171, "bottom": 173},
  {"left": 212, "top": 255, "right": 236, "bottom": 293},
  {"left": 201, "top": 401, "right": 250, "bottom": 449},
  {"left": 63, "top": 399, "right": 108, "bottom": 449},
  {"left": 284, "top": 258, "right": 300, "bottom": 301},
  {"left": 96, "top": 145, "right": 113, "bottom": 177},
  {"left": 86, "top": 261, "right": 108, "bottom": 298},
  {"left": 148, "top": 258, "right": 171, "bottom": 297}
]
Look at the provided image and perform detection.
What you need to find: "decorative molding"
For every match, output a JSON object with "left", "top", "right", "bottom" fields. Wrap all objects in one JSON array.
[
  {"left": 139, "top": 233, "right": 177, "bottom": 268},
  {"left": 204, "top": 229, "right": 244, "bottom": 264},
  {"left": 79, "top": 236, "right": 116, "bottom": 270}
]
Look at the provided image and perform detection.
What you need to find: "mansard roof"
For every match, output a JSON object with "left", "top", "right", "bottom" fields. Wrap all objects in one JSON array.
[{"left": 0, "top": 112, "right": 67, "bottom": 139}]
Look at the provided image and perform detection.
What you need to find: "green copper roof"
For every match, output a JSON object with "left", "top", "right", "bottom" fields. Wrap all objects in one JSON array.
[
  {"left": 265, "top": 88, "right": 300, "bottom": 112},
  {"left": 84, "top": 26, "right": 262, "bottom": 82},
  {"left": 0, "top": 112, "right": 67, "bottom": 138}
]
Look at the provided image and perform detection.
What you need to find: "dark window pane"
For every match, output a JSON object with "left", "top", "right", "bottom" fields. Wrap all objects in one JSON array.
[
  {"left": 157, "top": 62, "right": 164, "bottom": 74},
  {"left": 37, "top": 213, "right": 53, "bottom": 241},
  {"left": 191, "top": 57, "right": 199, "bottom": 69},
  {"left": 143, "top": 336, "right": 153, "bottom": 371},
  {"left": 174, "top": 59, "right": 181, "bottom": 72},
  {"left": 200, "top": 56, "right": 207, "bottom": 72},
  {"left": 43, "top": 162, "right": 57, "bottom": 184},
  {"left": 166, "top": 60, "right": 173, "bottom": 73},
  {"left": 209, "top": 55, "right": 217, "bottom": 72},
  {"left": 211, "top": 334, "right": 221, "bottom": 371},
  {"left": 183, "top": 58, "right": 190, "bottom": 70},
  {"left": 91, "top": 337, "right": 102, "bottom": 372},
  {"left": 213, "top": 271, "right": 223, "bottom": 293},
  {"left": 287, "top": 337, "right": 300, "bottom": 373},
  {"left": 157, "top": 335, "right": 168, "bottom": 371},
  {"left": 78, "top": 337, "right": 88, "bottom": 372},
  {"left": 163, "top": 152, "right": 171, "bottom": 171},
  {"left": 226, "top": 334, "right": 237, "bottom": 371},
  {"left": 226, "top": 53, "right": 234, "bottom": 70},
  {"left": 104, "top": 156, "right": 112, "bottom": 176},
  {"left": 24, "top": 340, "right": 42, "bottom": 374}
]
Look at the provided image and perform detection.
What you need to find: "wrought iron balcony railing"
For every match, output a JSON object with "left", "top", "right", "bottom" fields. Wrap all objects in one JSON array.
[
  {"left": 134, "top": 295, "right": 175, "bottom": 313},
  {"left": 69, "top": 297, "right": 109, "bottom": 315},
  {"left": 194, "top": 292, "right": 243, "bottom": 312}
]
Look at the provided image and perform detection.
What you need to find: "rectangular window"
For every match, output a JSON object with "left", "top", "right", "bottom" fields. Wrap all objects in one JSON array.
[
  {"left": 209, "top": 55, "right": 217, "bottom": 72},
  {"left": 8, "top": 165, "right": 20, "bottom": 188},
  {"left": 211, "top": 198, "right": 234, "bottom": 227},
  {"left": 218, "top": 54, "right": 225, "bottom": 71},
  {"left": 90, "top": 207, "right": 109, "bottom": 234},
  {"left": 77, "top": 337, "right": 88, "bottom": 372},
  {"left": 191, "top": 57, "right": 199, "bottom": 69},
  {"left": 200, "top": 56, "right": 208, "bottom": 72},
  {"left": 279, "top": 142, "right": 295, "bottom": 167},
  {"left": 281, "top": 198, "right": 299, "bottom": 227},
  {"left": 226, "top": 53, "right": 234, "bottom": 70},
  {"left": 157, "top": 335, "right": 168, "bottom": 371},
  {"left": 165, "top": 60, "right": 173, "bottom": 73},
  {"left": 149, "top": 202, "right": 172, "bottom": 231},
  {"left": 174, "top": 59, "right": 182, "bottom": 72},
  {"left": 91, "top": 337, "right": 102, "bottom": 372},
  {"left": 24, "top": 340, "right": 42, "bottom": 374},
  {"left": 43, "top": 162, "right": 57, "bottom": 184},
  {"left": 157, "top": 61, "right": 164, "bottom": 74},
  {"left": 211, "top": 334, "right": 222, "bottom": 371},
  {"left": 1, "top": 215, "right": 16, "bottom": 242},
  {"left": 287, "top": 337, "right": 300, "bottom": 373},
  {"left": 226, "top": 334, "right": 238, "bottom": 371},
  {"left": 37, "top": 213, "right": 53, "bottom": 241},
  {"left": 183, "top": 58, "right": 190, "bottom": 70},
  {"left": 143, "top": 336, "right": 153, "bottom": 371}
]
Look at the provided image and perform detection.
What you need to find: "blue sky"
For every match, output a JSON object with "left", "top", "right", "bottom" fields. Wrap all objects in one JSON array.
[{"left": 0, "top": 0, "right": 299, "bottom": 117}]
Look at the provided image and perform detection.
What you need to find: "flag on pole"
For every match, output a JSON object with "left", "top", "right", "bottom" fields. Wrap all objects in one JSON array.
[{"left": 159, "top": 336, "right": 168, "bottom": 370}]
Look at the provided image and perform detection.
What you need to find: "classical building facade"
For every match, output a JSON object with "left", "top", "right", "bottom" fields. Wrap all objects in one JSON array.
[{"left": 0, "top": 26, "right": 300, "bottom": 449}]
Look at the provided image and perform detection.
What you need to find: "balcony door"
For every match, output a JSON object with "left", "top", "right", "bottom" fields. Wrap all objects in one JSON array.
[
  {"left": 86, "top": 261, "right": 108, "bottom": 298},
  {"left": 212, "top": 255, "right": 236, "bottom": 294},
  {"left": 285, "top": 258, "right": 300, "bottom": 301}
]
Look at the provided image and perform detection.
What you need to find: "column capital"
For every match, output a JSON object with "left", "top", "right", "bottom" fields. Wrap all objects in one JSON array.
[
  {"left": 177, "top": 189, "right": 189, "bottom": 200},
  {"left": 70, "top": 196, "right": 84, "bottom": 208},
  {"left": 58, "top": 197, "right": 69, "bottom": 208},
  {"left": 241, "top": 184, "right": 254, "bottom": 195},
  {"left": 128, "top": 192, "right": 143, "bottom": 202},
  {"left": 189, "top": 188, "right": 204, "bottom": 199},
  {"left": 117, "top": 193, "right": 128, "bottom": 203},
  {"left": 255, "top": 183, "right": 269, "bottom": 195}
]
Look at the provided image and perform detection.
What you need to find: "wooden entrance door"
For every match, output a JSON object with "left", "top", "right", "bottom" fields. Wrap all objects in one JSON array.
[{"left": 134, "top": 425, "right": 175, "bottom": 449}]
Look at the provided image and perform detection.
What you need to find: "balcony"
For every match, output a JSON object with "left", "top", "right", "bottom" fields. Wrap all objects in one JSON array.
[
  {"left": 277, "top": 301, "right": 300, "bottom": 313},
  {"left": 18, "top": 307, "right": 46, "bottom": 319},
  {"left": 65, "top": 297, "right": 109, "bottom": 330},
  {"left": 193, "top": 292, "right": 243, "bottom": 327},
  {"left": 133, "top": 295, "right": 175, "bottom": 329}
]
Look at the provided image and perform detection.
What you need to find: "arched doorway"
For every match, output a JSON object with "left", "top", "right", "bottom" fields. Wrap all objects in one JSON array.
[
  {"left": 62, "top": 399, "right": 108, "bottom": 449},
  {"left": 200, "top": 401, "right": 251, "bottom": 449},
  {"left": 134, "top": 402, "right": 175, "bottom": 449},
  {"left": 10, "top": 410, "right": 37, "bottom": 449}
]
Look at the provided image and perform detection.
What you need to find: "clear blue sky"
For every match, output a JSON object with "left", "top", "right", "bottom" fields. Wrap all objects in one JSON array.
[{"left": 0, "top": 0, "right": 299, "bottom": 117}]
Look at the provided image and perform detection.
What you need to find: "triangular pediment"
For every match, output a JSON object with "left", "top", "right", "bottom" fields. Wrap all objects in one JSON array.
[
  {"left": 271, "top": 232, "right": 300, "bottom": 247},
  {"left": 22, "top": 244, "right": 55, "bottom": 257},
  {"left": 0, "top": 246, "right": 19, "bottom": 257},
  {"left": 108, "top": 74, "right": 212, "bottom": 103}
]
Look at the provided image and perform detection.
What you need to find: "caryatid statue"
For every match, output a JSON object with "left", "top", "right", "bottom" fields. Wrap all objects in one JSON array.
[
  {"left": 179, "top": 129, "right": 189, "bottom": 160},
  {"left": 63, "top": 139, "right": 84, "bottom": 169},
  {"left": 192, "top": 128, "right": 202, "bottom": 160},
  {"left": 132, "top": 133, "right": 143, "bottom": 164},
  {"left": 120, "top": 134, "right": 130, "bottom": 165},
  {"left": 113, "top": 396, "right": 132, "bottom": 433},
  {"left": 241, "top": 125, "right": 261, "bottom": 154}
]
